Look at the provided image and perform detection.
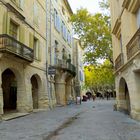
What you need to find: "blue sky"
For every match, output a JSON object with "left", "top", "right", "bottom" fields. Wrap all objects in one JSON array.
[{"left": 68, "top": 0, "right": 101, "bottom": 14}]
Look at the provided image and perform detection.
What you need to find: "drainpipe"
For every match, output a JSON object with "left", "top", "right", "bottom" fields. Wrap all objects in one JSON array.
[{"left": 49, "top": 0, "right": 53, "bottom": 108}]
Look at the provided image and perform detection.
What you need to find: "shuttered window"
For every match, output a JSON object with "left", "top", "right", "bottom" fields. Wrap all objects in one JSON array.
[
  {"left": 19, "top": 0, "right": 24, "bottom": 9},
  {"left": 34, "top": 38, "right": 41, "bottom": 60},
  {"left": 9, "top": 21, "right": 18, "bottom": 39},
  {"left": 62, "top": 21, "right": 67, "bottom": 40},
  {"left": 137, "top": 8, "right": 140, "bottom": 28},
  {"left": 54, "top": 9, "right": 61, "bottom": 32}
]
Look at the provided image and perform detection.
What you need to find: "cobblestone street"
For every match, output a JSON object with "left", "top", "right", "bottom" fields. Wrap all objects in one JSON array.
[{"left": 0, "top": 100, "right": 140, "bottom": 140}]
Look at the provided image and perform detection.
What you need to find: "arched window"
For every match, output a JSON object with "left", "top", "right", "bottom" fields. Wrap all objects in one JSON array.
[{"left": 62, "top": 48, "right": 65, "bottom": 59}]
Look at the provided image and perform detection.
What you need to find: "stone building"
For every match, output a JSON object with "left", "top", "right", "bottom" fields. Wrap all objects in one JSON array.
[
  {"left": 46, "top": 0, "right": 76, "bottom": 106},
  {"left": 110, "top": 0, "right": 140, "bottom": 120},
  {"left": 0, "top": 0, "right": 49, "bottom": 117},
  {"left": 73, "top": 38, "right": 85, "bottom": 97}
]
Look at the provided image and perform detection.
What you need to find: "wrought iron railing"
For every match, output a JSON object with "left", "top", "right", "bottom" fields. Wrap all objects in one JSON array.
[
  {"left": 53, "top": 58, "right": 76, "bottom": 76},
  {"left": 0, "top": 34, "right": 33, "bottom": 62},
  {"left": 126, "top": 29, "right": 140, "bottom": 60},
  {"left": 115, "top": 53, "right": 124, "bottom": 70}
]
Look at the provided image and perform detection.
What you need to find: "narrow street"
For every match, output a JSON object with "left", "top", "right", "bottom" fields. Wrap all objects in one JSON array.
[
  {"left": 0, "top": 100, "right": 140, "bottom": 140},
  {"left": 44, "top": 100, "right": 140, "bottom": 140}
]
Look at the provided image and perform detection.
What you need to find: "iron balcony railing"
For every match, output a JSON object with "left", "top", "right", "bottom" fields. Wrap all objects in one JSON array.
[
  {"left": 0, "top": 34, "right": 33, "bottom": 62},
  {"left": 126, "top": 28, "right": 140, "bottom": 60},
  {"left": 53, "top": 58, "right": 76, "bottom": 76},
  {"left": 115, "top": 53, "right": 124, "bottom": 70}
]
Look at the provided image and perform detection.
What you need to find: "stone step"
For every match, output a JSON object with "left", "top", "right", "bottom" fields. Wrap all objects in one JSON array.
[{"left": 2, "top": 112, "right": 29, "bottom": 121}]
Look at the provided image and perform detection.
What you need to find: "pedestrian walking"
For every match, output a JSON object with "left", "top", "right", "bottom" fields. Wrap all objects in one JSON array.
[{"left": 76, "top": 96, "right": 81, "bottom": 104}]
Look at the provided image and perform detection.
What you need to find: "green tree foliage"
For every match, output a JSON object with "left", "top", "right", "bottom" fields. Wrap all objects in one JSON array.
[
  {"left": 84, "top": 60, "right": 114, "bottom": 93},
  {"left": 99, "top": 0, "right": 109, "bottom": 10},
  {"left": 71, "top": 0, "right": 112, "bottom": 64}
]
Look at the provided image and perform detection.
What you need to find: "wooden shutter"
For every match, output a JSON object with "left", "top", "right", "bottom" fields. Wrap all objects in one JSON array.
[
  {"left": 19, "top": 25, "right": 25, "bottom": 43},
  {"left": 29, "top": 33, "right": 34, "bottom": 49}
]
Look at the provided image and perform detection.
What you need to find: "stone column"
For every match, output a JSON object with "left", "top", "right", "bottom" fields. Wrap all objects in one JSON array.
[
  {"left": 38, "top": 77, "right": 49, "bottom": 110},
  {"left": 55, "top": 80, "right": 66, "bottom": 105},
  {"left": 129, "top": 73, "right": 140, "bottom": 120},
  {"left": 48, "top": 76, "right": 56, "bottom": 108},
  {"left": 17, "top": 77, "right": 33, "bottom": 113},
  {"left": 66, "top": 80, "right": 72, "bottom": 103}
]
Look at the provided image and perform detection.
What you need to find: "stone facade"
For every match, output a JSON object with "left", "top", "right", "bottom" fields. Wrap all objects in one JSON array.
[
  {"left": 46, "top": 0, "right": 76, "bottom": 106},
  {"left": 0, "top": 0, "right": 49, "bottom": 117},
  {"left": 110, "top": 0, "right": 140, "bottom": 120},
  {"left": 72, "top": 38, "right": 85, "bottom": 97}
]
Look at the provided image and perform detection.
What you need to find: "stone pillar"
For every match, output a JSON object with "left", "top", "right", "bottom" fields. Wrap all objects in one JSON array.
[
  {"left": 55, "top": 71, "right": 67, "bottom": 106},
  {"left": 48, "top": 76, "right": 56, "bottom": 108},
  {"left": 129, "top": 73, "right": 140, "bottom": 120},
  {"left": 38, "top": 77, "right": 49, "bottom": 110},
  {"left": 51, "top": 80, "right": 56, "bottom": 106},
  {"left": 66, "top": 80, "right": 72, "bottom": 103},
  {"left": 55, "top": 80, "right": 66, "bottom": 105},
  {"left": 17, "top": 77, "right": 33, "bottom": 113}
]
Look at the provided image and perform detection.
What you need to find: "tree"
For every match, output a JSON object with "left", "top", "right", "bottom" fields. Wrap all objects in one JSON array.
[
  {"left": 71, "top": 1, "right": 112, "bottom": 64},
  {"left": 99, "top": 0, "right": 110, "bottom": 10},
  {"left": 84, "top": 60, "right": 114, "bottom": 93}
]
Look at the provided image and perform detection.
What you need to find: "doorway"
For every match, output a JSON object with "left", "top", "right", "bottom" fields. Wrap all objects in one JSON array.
[{"left": 2, "top": 69, "right": 17, "bottom": 113}]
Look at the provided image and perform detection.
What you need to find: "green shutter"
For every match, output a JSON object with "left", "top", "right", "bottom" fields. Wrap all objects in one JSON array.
[
  {"left": 19, "top": 25, "right": 25, "bottom": 43},
  {"left": 3, "top": 12, "right": 10, "bottom": 34},
  {"left": 3, "top": 13, "right": 7, "bottom": 34},
  {"left": 38, "top": 41, "right": 41, "bottom": 61},
  {"left": 29, "top": 33, "right": 34, "bottom": 49},
  {"left": 7, "top": 14, "right": 10, "bottom": 34}
]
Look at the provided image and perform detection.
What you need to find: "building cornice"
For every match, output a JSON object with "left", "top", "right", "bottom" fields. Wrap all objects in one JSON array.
[
  {"left": 63, "top": 0, "right": 73, "bottom": 15},
  {"left": 112, "top": 18, "right": 121, "bottom": 38},
  {"left": 122, "top": 0, "right": 140, "bottom": 13},
  {"left": 122, "top": 0, "right": 130, "bottom": 9}
]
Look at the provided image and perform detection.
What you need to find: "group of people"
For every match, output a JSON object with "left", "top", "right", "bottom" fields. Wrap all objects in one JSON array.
[{"left": 75, "top": 90, "right": 115, "bottom": 105}]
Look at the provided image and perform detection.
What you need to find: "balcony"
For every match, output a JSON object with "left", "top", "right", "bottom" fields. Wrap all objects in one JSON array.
[
  {"left": 126, "top": 29, "right": 140, "bottom": 60},
  {"left": 52, "top": 58, "right": 76, "bottom": 76},
  {"left": 115, "top": 53, "right": 124, "bottom": 70},
  {"left": 0, "top": 34, "right": 33, "bottom": 62}
]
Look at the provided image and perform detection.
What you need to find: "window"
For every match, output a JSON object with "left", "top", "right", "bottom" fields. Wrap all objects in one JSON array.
[
  {"left": 119, "top": 34, "right": 123, "bottom": 53},
  {"left": 62, "top": 21, "right": 67, "bottom": 40},
  {"left": 54, "top": 40, "right": 58, "bottom": 64},
  {"left": 137, "top": 8, "right": 140, "bottom": 28},
  {"left": 9, "top": 21, "right": 18, "bottom": 39},
  {"left": 54, "top": 9, "right": 61, "bottom": 32},
  {"left": 62, "top": 7, "right": 65, "bottom": 15},
  {"left": 19, "top": 0, "right": 24, "bottom": 9},
  {"left": 34, "top": 38, "right": 40, "bottom": 60},
  {"left": 62, "top": 48, "right": 67, "bottom": 60},
  {"left": 67, "top": 31, "right": 71, "bottom": 45}
]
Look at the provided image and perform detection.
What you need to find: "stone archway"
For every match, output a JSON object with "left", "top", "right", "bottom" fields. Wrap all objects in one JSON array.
[
  {"left": 31, "top": 74, "right": 41, "bottom": 109},
  {"left": 119, "top": 78, "right": 131, "bottom": 114},
  {"left": 2, "top": 69, "right": 17, "bottom": 113}
]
